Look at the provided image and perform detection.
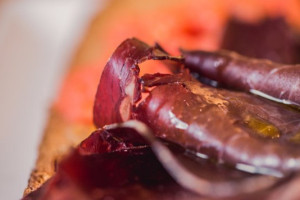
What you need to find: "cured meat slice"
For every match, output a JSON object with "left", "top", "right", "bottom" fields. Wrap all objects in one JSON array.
[
  {"left": 24, "top": 38, "right": 300, "bottom": 200},
  {"left": 182, "top": 50, "right": 300, "bottom": 106},
  {"left": 93, "top": 38, "right": 183, "bottom": 127},
  {"left": 94, "top": 38, "right": 300, "bottom": 174},
  {"left": 137, "top": 74, "right": 300, "bottom": 174},
  {"left": 22, "top": 121, "right": 278, "bottom": 200}
]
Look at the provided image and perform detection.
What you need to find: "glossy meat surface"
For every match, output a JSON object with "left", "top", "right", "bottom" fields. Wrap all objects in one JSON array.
[
  {"left": 93, "top": 38, "right": 300, "bottom": 174},
  {"left": 93, "top": 38, "right": 183, "bottom": 127},
  {"left": 25, "top": 38, "right": 300, "bottom": 200},
  {"left": 137, "top": 74, "right": 300, "bottom": 173},
  {"left": 23, "top": 126, "right": 195, "bottom": 200},
  {"left": 22, "top": 122, "right": 285, "bottom": 200},
  {"left": 183, "top": 50, "right": 300, "bottom": 106}
]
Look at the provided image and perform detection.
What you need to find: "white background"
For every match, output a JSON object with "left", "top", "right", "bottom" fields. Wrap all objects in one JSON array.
[{"left": 0, "top": 1, "right": 104, "bottom": 199}]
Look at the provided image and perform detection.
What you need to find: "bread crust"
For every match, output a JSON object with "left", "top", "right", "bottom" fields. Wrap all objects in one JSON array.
[{"left": 24, "top": 109, "right": 93, "bottom": 195}]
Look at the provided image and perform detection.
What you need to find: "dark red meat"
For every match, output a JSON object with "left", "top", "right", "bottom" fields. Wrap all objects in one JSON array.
[
  {"left": 93, "top": 38, "right": 183, "bottom": 127},
  {"left": 24, "top": 38, "right": 300, "bottom": 200},
  {"left": 23, "top": 121, "right": 281, "bottom": 200},
  {"left": 182, "top": 50, "right": 300, "bottom": 106},
  {"left": 93, "top": 38, "right": 300, "bottom": 174},
  {"left": 137, "top": 73, "right": 300, "bottom": 174},
  {"left": 221, "top": 17, "right": 300, "bottom": 64},
  {"left": 23, "top": 125, "right": 194, "bottom": 200}
]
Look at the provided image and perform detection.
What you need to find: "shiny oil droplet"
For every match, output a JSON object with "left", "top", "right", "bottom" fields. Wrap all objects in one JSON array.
[{"left": 244, "top": 116, "right": 280, "bottom": 139}]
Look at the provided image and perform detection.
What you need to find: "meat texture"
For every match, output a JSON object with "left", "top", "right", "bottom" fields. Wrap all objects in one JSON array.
[
  {"left": 94, "top": 38, "right": 300, "bottom": 174},
  {"left": 24, "top": 38, "right": 300, "bottom": 200},
  {"left": 182, "top": 50, "right": 300, "bottom": 106},
  {"left": 22, "top": 121, "right": 282, "bottom": 200},
  {"left": 93, "top": 38, "right": 183, "bottom": 127}
]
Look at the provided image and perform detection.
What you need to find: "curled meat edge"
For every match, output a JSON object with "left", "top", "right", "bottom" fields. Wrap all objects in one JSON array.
[
  {"left": 105, "top": 120, "right": 279, "bottom": 198},
  {"left": 182, "top": 49, "right": 300, "bottom": 106},
  {"left": 93, "top": 38, "right": 286, "bottom": 196}
]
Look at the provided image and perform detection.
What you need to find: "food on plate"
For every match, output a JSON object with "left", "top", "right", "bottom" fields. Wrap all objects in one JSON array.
[
  {"left": 96, "top": 38, "right": 300, "bottom": 174},
  {"left": 23, "top": 120, "right": 281, "bottom": 200},
  {"left": 23, "top": 38, "right": 300, "bottom": 200},
  {"left": 23, "top": 0, "right": 300, "bottom": 199}
]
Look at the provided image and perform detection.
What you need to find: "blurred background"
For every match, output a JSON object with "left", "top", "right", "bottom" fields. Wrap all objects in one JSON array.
[
  {"left": 0, "top": 1, "right": 102, "bottom": 199},
  {"left": 0, "top": 0, "right": 300, "bottom": 199}
]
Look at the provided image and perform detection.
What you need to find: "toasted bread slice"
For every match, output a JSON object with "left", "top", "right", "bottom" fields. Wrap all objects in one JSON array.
[{"left": 23, "top": 0, "right": 300, "bottom": 196}]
